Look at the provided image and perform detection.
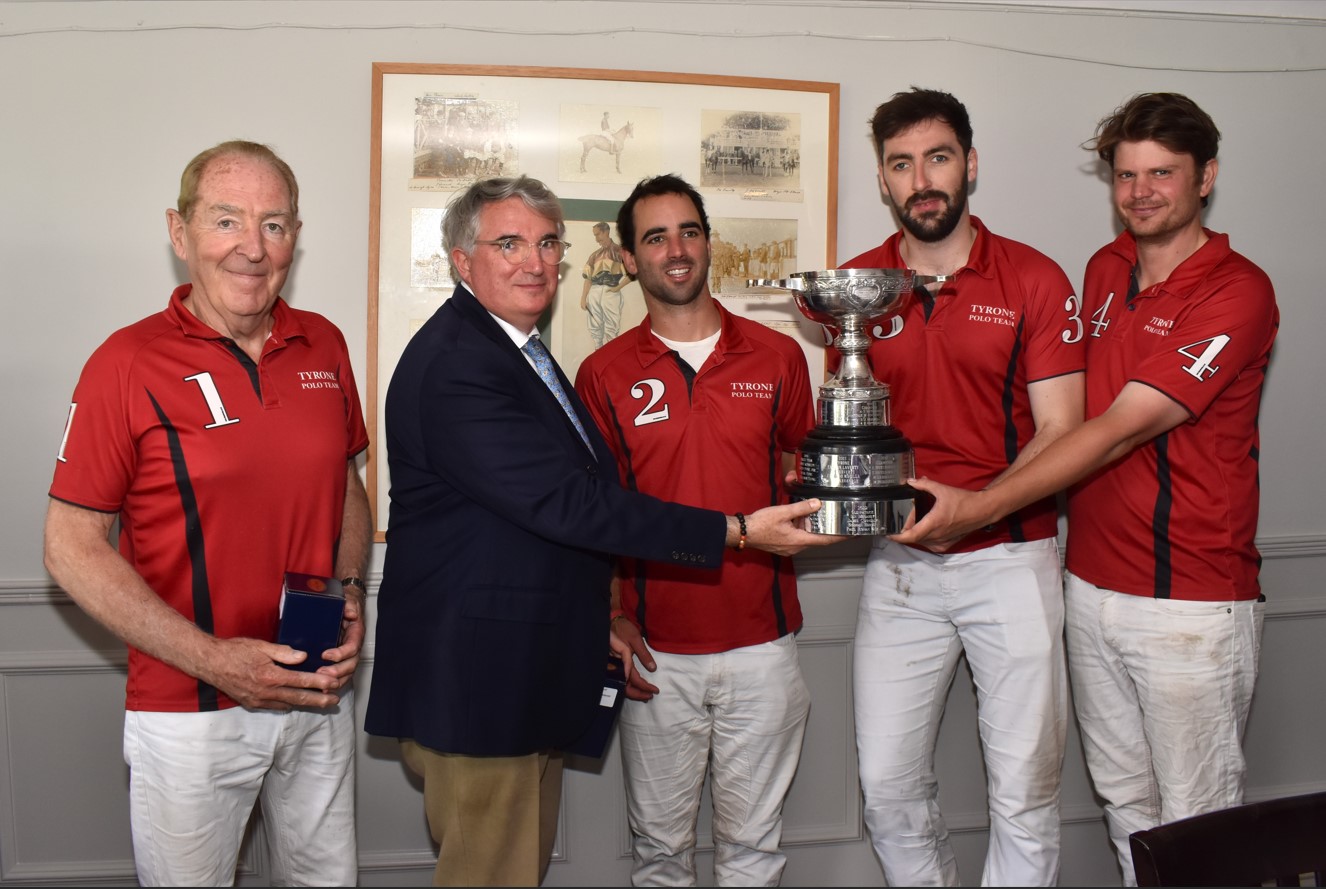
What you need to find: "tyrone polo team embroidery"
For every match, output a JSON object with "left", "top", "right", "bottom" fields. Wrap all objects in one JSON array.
[
  {"left": 297, "top": 371, "right": 343, "bottom": 390},
  {"left": 1144, "top": 316, "right": 1175, "bottom": 337},
  {"left": 730, "top": 381, "right": 776, "bottom": 399},
  {"left": 968, "top": 304, "right": 1018, "bottom": 327}
]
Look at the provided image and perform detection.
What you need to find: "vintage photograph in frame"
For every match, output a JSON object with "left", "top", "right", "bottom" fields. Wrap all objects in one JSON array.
[
  {"left": 368, "top": 63, "right": 839, "bottom": 535},
  {"left": 699, "top": 109, "right": 803, "bottom": 201}
]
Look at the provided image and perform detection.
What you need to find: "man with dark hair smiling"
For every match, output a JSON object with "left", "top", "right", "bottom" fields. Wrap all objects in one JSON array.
[{"left": 577, "top": 174, "right": 816, "bottom": 886}]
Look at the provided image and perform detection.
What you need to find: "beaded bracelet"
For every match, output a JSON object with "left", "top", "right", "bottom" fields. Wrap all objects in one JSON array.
[{"left": 735, "top": 512, "right": 747, "bottom": 551}]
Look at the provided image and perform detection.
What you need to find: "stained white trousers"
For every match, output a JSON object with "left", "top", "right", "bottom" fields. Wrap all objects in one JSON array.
[
  {"left": 1064, "top": 572, "right": 1263, "bottom": 885},
  {"left": 854, "top": 538, "right": 1067, "bottom": 887}
]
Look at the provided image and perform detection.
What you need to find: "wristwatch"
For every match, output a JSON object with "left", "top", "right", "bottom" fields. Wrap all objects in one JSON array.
[{"left": 340, "top": 576, "right": 366, "bottom": 593}]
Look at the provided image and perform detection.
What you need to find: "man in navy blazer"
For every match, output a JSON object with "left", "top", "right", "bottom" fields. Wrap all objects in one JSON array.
[{"left": 365, "top": 175, "right": 834, "bottom": 887}]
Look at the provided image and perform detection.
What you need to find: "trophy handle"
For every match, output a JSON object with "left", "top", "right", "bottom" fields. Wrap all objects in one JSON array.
[
  {"left": 913, "top": 274, "right": 955, "bottom": 288},
  {"left": 747, "top": 277, "right": 805, "bottom": 292}
]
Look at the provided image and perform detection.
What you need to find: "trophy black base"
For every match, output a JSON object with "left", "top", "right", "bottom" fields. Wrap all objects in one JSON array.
[{"left": 787, "top": 482, "right": 929, "bottom": 536}]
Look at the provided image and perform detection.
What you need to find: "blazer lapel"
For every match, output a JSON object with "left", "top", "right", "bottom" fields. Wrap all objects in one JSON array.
[{"left": 450, "top": 284, "right": 603, "bottom": 459}]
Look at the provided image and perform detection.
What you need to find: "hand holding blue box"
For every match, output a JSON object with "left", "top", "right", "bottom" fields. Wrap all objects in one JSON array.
[{"left": 277, "top": 572, "right": 346, "bottom": 672}]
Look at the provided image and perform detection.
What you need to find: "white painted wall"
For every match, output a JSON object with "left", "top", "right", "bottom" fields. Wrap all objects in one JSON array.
[{"left": 3, "top": 2, "right": 1323, "bottom": 885}]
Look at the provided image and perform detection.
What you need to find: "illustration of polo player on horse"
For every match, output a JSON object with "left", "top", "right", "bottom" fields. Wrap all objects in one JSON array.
[{"left": 579, "top": 120, "right": 633, "bottom": 174}]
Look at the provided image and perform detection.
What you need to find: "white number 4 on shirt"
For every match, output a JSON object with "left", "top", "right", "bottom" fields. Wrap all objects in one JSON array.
[{"left": 1177, "top": 334, "right": 1230, "bottom": 382}]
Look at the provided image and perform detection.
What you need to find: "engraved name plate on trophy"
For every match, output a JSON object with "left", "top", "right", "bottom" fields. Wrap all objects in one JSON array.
[{"left": 750, "top": 269, "right": 941, "bottom": 535}]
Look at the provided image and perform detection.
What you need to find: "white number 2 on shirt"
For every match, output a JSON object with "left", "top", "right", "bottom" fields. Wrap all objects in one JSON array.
[{"left": 631, "top": 378, "right": 670, "bottom": 426}]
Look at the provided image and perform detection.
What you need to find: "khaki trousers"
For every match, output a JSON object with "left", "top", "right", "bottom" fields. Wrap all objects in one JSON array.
[{"left": 401, "top": 740, "right": 563, "bottom": 887}]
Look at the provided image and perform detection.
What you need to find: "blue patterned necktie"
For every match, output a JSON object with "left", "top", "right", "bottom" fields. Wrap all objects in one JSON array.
[{"left": 522, "top": 335, "right": 595, "bottom": 455}]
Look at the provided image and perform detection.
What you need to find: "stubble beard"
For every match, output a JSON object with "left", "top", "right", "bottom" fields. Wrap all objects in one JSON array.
[
  {"left": 649, "top": 268, "right": 707, "bottom": 307},
  {"left": 1123, "top": 201, "right": 1202, "bottom": 248},
  {"left": 640, "top": 253, "right": 710, "bottom": 308}
]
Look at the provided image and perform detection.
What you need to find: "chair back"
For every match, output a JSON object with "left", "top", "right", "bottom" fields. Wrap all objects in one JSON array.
[{"left": 1130, "top": 790, "right": 1326, "bottom": 886}]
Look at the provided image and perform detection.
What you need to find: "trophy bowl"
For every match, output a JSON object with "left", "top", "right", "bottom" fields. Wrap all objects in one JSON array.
[
  {"left": 749, "top": 269, "right": 935, "bottom": 535},
  {"left": 777, "top": 268, "right": 916, "bottom": 329}
]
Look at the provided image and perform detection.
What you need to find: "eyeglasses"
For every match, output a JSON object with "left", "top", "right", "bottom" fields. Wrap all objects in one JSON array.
[{"left": 473, "top": 237, "right": 571, "bottom": 265}]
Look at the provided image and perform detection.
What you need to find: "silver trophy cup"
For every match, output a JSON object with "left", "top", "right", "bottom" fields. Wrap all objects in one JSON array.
[{"left": 751, "top": 269, "right": 941, "bottom": 535}]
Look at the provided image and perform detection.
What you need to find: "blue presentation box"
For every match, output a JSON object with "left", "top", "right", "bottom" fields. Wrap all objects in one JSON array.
[
  {"left": 564, "top": 655, "right": 628, "bottom": 759},
  {"left": 277, "top": 572, "right": 346, "bottom": 672}
]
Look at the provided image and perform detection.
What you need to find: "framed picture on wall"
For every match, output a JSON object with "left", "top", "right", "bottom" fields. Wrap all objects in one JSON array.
[{"left": 367, "top": 62, "right": 840, "bottom": 536}]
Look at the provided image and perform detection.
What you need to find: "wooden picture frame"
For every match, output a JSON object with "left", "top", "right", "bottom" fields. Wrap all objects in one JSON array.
[{"left": 367, "top": 62, "right": 840, "bottom": 536}]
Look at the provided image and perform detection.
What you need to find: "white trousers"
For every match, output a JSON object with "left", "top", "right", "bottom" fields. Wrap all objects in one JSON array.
[
  {"left": 854, "top": 538, "right": 1067, "bottom": 887},
  {"left": 123, "top": 692, "right": 357, "bottom": 887},
  {"left": 618, "top": 634, "right": 811, "bottom": 887},
  {"left": 585, "top": 284, "right": 624, "bottom": 350},
  {"left": 1064, "top": 572, "right": 1263, "bottom": 886}
]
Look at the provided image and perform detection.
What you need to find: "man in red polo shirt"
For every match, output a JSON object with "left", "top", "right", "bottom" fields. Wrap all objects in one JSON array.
[
  {"left": 895, "top": 92, "right": 1279, "bottom": 884},
  {"left": 840, "top": 87, "right": 1085, "bottom": 887},
  {"left": 44, "top": 141, "right": 372, "bottom": 886},
  {"left": 576, "top": 174, "right": 816, "bottom": 886}
]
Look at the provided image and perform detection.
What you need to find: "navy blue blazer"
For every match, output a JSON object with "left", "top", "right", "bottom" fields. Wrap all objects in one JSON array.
[{"left": 365, "top": 284, "right": 726, "bottom": 756}]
